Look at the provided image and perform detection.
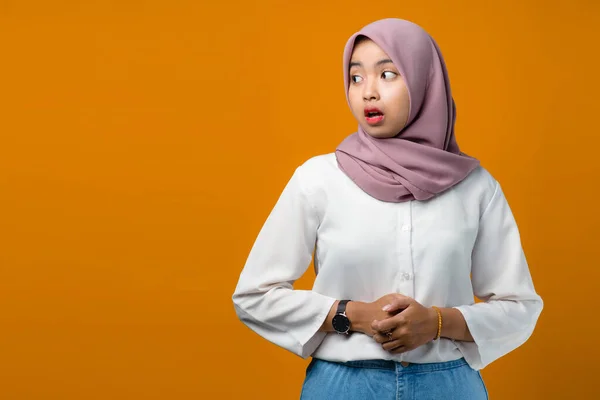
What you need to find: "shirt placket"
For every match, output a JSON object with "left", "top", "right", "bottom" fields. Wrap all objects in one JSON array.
[{"left": 395, "top": 201, "right": 415, "bottom": 299}]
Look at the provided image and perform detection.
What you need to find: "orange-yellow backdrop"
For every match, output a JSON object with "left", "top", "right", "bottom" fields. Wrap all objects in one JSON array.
[{"left": 1, "top": 1, "right": 598, "bottom": 399}]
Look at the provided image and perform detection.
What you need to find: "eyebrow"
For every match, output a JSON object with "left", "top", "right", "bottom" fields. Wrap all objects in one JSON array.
[{"left": 349, "top": 59, "right": 394, "bottom": 68}]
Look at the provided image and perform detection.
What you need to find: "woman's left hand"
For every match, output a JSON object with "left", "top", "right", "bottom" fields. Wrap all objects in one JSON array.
[{"left": 371, "top": 294, "right": 439, "bottom": 354}]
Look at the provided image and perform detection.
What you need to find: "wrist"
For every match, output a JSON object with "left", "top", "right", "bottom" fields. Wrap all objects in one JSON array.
[
  {"left": 346, "top": 301, "right": 370, "bottom": 334},
  {"left": 430, "top": 306, "right": 442, "bottom": 341}
]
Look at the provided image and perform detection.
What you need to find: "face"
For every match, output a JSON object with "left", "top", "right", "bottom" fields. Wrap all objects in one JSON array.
[{"left": 348, "top": 38, "right": 410, "bottom": 139}]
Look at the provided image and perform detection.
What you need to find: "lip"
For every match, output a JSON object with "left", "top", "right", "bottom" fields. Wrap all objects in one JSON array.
[
  {"left": 364, "top": 107, "right": 385, "bottom": 125},
  {"left": 364, "top": 107, "right": 383, "bottom": 116}
]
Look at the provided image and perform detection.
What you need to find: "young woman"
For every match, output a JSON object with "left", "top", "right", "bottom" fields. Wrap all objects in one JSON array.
[{"left": 232, "top": 18, "right": 543, "bottom": 399}]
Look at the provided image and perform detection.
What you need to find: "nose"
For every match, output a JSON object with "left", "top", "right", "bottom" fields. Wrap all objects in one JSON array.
[{"left": 363, "top": 78, "right": 380, "bottom": 101}]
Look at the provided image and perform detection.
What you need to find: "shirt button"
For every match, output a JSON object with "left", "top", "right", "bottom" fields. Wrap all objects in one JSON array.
[{"left": 401, "top": 224, "right": 412, "bottom": 231}]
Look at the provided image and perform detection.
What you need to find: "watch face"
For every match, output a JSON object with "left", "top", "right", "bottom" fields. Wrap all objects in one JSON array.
[{"left": 332, "top": 314, "right": 350, "bottom": 333}]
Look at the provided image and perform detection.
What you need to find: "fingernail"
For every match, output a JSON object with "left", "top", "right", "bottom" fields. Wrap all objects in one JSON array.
[{"left": 382, "top": 304, "right": 391, "bottom": 311}]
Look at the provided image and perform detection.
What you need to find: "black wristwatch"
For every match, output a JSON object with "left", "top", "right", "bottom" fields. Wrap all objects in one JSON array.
[{"left": 332, "top": 300, "right": 352, "bottom": 335}]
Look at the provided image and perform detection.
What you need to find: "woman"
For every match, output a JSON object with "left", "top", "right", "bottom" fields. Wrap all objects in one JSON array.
[{"left": 232, "top": 18, "right": 543, "bottom": 399}]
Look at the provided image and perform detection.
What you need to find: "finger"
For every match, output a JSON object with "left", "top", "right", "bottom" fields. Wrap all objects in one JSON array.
[
  {"left": 390, "top": 345, "right": 408, "bottom": 354},
  {"left": 373, "top": 331, "right": 395, "bottom": 344},
  {"left": 382, "top": 296, "right": 412, "bottom": 313},
  {"left": 382, "top": 339, "right": 405, "bottom": 352},
  {"left": 372, "top": 315, "right": 405, "bottom": 333}
]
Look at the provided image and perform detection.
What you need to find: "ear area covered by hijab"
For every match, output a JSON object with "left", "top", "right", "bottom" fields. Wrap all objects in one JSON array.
[{"left": 335, "top": 18, "right": 480, "bottom": 203}]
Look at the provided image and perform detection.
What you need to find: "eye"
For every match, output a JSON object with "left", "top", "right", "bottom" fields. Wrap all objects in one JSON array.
[
  {"left": 351, "top": 75, "right": 363, "bottom": 83},
  {"left": 382, "top": 71, "right": 397, "bottom": 79}
]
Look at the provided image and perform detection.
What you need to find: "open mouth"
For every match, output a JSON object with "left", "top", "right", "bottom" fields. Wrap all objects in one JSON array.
[{"left": 364, "top": 108, "right": 385, "bottom": 125}]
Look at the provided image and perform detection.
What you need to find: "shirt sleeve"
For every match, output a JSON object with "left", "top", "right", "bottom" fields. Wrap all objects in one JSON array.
[
  {"left": 453, "top": 181, "right": 544, "bottom": 370},
  {"left": 232, "top": 166, "right": 337, "bottom": 359}
]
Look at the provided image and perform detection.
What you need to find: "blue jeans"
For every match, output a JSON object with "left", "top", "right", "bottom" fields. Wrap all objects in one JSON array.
[{"left": 300, "top": 358, "right": 488, "bottom": 399}]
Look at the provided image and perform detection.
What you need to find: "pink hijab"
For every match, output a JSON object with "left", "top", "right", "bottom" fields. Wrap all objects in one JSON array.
[{"left": 336, "top": 18, "right": 480, "bottom": 203}]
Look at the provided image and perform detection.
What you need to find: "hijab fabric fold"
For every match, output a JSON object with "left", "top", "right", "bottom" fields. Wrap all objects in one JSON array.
[{"left": 335, "top": 18, "right": 480, "bottom": 202}]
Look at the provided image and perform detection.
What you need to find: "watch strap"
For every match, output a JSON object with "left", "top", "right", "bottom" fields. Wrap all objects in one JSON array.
[{"left": 336, "top": 299, "right": 351, "bottom": 314}]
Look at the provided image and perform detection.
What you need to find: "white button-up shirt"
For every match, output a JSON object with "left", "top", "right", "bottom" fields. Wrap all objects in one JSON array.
[{"left": 232, "top": 153, "right": 543, "bottom": 370}]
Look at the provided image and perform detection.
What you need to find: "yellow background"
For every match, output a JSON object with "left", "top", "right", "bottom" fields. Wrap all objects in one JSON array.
[{"left": 1, "top": 0, "right": 598, "bottom": 398}]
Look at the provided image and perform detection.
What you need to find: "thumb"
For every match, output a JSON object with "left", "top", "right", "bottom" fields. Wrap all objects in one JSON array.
[{"left": 382, "top": 296, "right": 412, "bottom": 313}]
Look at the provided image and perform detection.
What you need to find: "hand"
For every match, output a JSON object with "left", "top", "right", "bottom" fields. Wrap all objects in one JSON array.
[
  {"left": 347, "top": 294, "right": 405, "bottom": 337},
  {"left": 371, "top": 295, "right": 438, "bottom": 354}
]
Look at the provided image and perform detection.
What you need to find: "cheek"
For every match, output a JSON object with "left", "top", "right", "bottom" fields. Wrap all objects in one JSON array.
[
  {"left": 386, "top": 92, "right": 409, "bottom": 121},
  {"left": 348, "top": 93, "right": 363, "bottom": 118},
  {"left": 398, "top": 87, "right": 411, "bottom": 117}
]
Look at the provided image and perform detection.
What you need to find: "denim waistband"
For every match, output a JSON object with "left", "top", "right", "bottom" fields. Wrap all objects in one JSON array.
[{"left": 322, "top": 357, "right": 468, "bottom": 373}]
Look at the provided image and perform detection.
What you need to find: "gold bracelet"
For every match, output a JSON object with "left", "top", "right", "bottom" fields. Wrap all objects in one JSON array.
[{"left": 431, "top": 306, "right": 442, "bottom": 340}]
